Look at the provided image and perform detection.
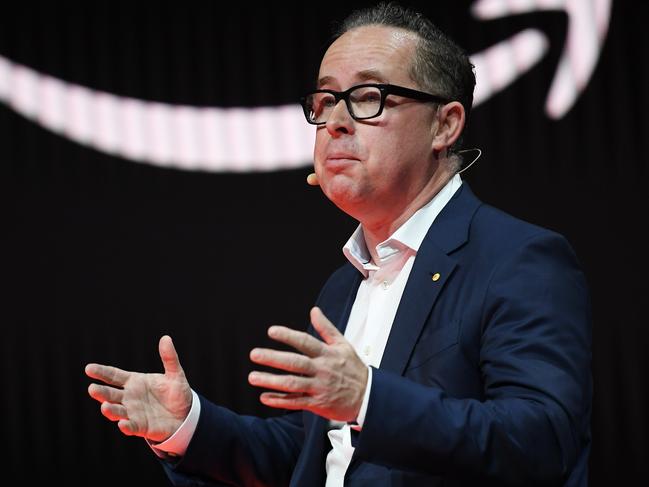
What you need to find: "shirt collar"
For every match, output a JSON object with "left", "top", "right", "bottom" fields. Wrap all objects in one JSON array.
[{"left": 343, "top": 173, "right": 463, "bottom": 276}]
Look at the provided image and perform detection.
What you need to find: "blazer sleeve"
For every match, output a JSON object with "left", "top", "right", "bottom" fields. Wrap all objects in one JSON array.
[
  {"left": 353, "top": 232, "right": 592, "bottom": 486},
  {"left": 161, "top": 394, "right": 304, "bottom": 487}
]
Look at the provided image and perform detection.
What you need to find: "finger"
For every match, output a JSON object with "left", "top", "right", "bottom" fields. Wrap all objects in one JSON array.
[
  {"left": 267, "top": 326, "right": 325, "bottom": 358},
  {"left": 310, "top": 307, "right": 343, "bottom": 345},
  {"left": 249, "top": 348, "right": 315, "bottom": 375},
  {"left": 259, "top": 392, "right": 310, "bottom": 410},
  {"left": 159, "top": 335, "right": 184, "bottom": 377},
  {"left": 117, "top": 419, "right": 139, "bottom": 436},
  {"left": 85, "top": 363, "right": 130, "bottom": 387},
  {"left": 248, "top": 371, "right": 312, "bottom": 393},
  {"left": 88, "top": 383, "right": 124, "bottom": 404},
  {"left": 100, "top": 401, "right": 128, "bottom": 422}
]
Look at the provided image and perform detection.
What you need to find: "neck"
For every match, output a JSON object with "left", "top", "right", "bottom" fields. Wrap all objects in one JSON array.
[{"left": 362, "top": 169, "right": 454, "bottom": 264}]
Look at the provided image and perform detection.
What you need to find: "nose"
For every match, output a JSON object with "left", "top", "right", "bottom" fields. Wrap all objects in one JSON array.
[{"left": 325, "top": 99, "right": 355, "bottom": 137}]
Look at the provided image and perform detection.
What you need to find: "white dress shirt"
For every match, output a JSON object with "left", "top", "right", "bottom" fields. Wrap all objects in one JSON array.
[
  {"left": 152, "top": 174, "right": 464, "bottom": 485},
  {"left": 324, "top": 174, "right": 462, "bottom": 486}
]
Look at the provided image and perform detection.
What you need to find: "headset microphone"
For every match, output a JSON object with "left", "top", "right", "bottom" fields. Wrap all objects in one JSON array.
[{"left": 306, "top": 173, "right": 319, "bottom": 186}]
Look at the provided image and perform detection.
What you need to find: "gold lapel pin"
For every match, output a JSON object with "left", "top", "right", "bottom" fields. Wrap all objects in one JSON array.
[{"left": 431, "top": 272, "right": 441, "bottom": 282}]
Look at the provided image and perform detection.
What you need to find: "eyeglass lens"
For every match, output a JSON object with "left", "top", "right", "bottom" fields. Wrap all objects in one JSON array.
[{"left": 306, "top": 86, "right": 383, "bottom": 123}]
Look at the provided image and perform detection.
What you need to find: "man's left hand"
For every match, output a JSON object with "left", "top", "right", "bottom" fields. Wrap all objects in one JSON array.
[{"left": 248, "top": 306, "right": 368, "bottom": 423}]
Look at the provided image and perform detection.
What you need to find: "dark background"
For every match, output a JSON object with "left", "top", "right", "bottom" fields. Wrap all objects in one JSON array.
[{"left": 1, "top": 1, "right": 646, "bottom": 485}]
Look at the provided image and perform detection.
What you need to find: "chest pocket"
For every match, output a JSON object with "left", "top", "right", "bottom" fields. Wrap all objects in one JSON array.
[{"left": 405, "top": 318, "right": 461, "bottom": 370}]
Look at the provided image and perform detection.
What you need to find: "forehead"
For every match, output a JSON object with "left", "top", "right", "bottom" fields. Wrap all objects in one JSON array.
[{"left": 318, "top": 25, "right": 419, "bottom": 88}]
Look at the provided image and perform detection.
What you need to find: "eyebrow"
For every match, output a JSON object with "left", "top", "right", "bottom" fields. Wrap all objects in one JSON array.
[{"left": 316, "top": 69, "right": 389, "bottom": 89}]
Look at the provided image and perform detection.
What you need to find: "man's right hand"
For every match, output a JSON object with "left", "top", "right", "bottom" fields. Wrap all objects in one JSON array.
[{"left": 85, "top": 335, "right": 193, "bottom": 443}]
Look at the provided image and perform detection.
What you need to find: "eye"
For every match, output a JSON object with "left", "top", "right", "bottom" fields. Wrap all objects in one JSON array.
[
  {"left": 351, "top": 88, "right": 381, "bottom": 104},
  {"left": 317, "top": 93, "right": 336, "bottom": 108}
]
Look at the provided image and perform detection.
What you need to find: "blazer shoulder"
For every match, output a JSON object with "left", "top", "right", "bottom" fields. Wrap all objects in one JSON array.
[{"left": 471, "top": 202, "right": 572, "bottom": 250}]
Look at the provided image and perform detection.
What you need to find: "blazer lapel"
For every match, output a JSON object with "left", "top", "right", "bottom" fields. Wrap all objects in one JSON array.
[
  {"left": 379, "top": 245, "right": 456, "bottom": 374},
  {"left": 379, "top": 183, "right": 481, "bottom": 375},
  {"left": 334, "top": 269, "right": 363, "bottom": 334}
]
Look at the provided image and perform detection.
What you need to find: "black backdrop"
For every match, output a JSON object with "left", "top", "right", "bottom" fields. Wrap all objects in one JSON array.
[{"left": 1, "top": 2, "right": 647, "bottom": 486}]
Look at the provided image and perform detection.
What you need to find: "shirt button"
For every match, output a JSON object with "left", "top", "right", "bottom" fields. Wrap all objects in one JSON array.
[
  {"left": 382, "top": 280, "right": 389, "bottom": 290},
  {"left": 363, "top": 345, "right": 371, "bottom": 356}
]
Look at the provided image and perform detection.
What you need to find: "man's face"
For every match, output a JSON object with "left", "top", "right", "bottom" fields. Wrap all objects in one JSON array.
[{"left": 314, "top": 26, "right": 439, "bottom": 225}]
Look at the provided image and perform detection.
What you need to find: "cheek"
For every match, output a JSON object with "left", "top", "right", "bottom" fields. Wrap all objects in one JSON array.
[
  {"left": 364, "top": 131, "right": 410, "bottom": 170},
  {"left": 383, "top": 123, "right": 432, "bottom": 162},
  {"left": 313, "top": 135, "right": 330, "bottom": 176},
  {"left": 363, "top": 128, "right": 433, "bottom": 185}
]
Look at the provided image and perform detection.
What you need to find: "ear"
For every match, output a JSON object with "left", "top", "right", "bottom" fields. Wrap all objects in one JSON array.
[{"left": 431, "top": 101, "right": 465, "bottom": 153}]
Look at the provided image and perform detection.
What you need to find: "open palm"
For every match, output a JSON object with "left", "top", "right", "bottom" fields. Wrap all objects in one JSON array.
[{"left": 85, "top": 335, "right": 192, "bottom": 443}]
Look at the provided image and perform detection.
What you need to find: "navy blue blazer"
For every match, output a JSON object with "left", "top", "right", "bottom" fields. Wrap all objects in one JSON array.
[{"left": 163, "top": 183, "right": 592, "bottom": 486}]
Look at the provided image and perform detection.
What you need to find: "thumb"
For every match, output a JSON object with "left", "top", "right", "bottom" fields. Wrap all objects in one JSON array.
[
  {"left": 310, "top": 306, "right": 343, "bottom": 345},
  {"left": 159, "top": 335, "right": 184, "bottom": 377}
]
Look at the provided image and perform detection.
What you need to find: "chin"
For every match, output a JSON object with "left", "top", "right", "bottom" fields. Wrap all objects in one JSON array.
[{"left": 322, "top": 178, "right": 364, "bottom": 213}]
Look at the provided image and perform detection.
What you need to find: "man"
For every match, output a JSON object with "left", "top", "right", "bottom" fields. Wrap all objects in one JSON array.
[{"left": 86, "top": 3, "right": 592, "bottom": 486}]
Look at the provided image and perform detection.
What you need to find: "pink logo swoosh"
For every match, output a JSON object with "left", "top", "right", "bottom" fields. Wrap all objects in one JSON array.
[{"left": 0, "top": 1, "right": 612, "bottom": 171}]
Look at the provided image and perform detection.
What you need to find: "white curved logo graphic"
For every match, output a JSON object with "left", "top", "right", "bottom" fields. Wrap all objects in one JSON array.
[
  {"left": 0, "top": 0, "right": 611, "bottom": 172},
  {"left": 471, "top": 0, "right": 612, "bottom": 118}
]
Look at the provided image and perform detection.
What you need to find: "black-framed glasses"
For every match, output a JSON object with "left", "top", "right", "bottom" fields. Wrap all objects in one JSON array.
[{"left": 300, "top": 83, "right": 449, "bottom": 125}]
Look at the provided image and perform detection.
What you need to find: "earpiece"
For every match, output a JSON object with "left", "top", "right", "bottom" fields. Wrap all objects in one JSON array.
[{"left": 457, "top": 148, "right": 482, "bottom": 175}]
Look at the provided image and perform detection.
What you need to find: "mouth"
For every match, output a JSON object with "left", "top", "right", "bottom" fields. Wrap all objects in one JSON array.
[
  {"left": 326, "top": 153, "right": 359, "bottom": 161},
  {"left": 323, "top": 155, "right": 359, "bottom": 172}
]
